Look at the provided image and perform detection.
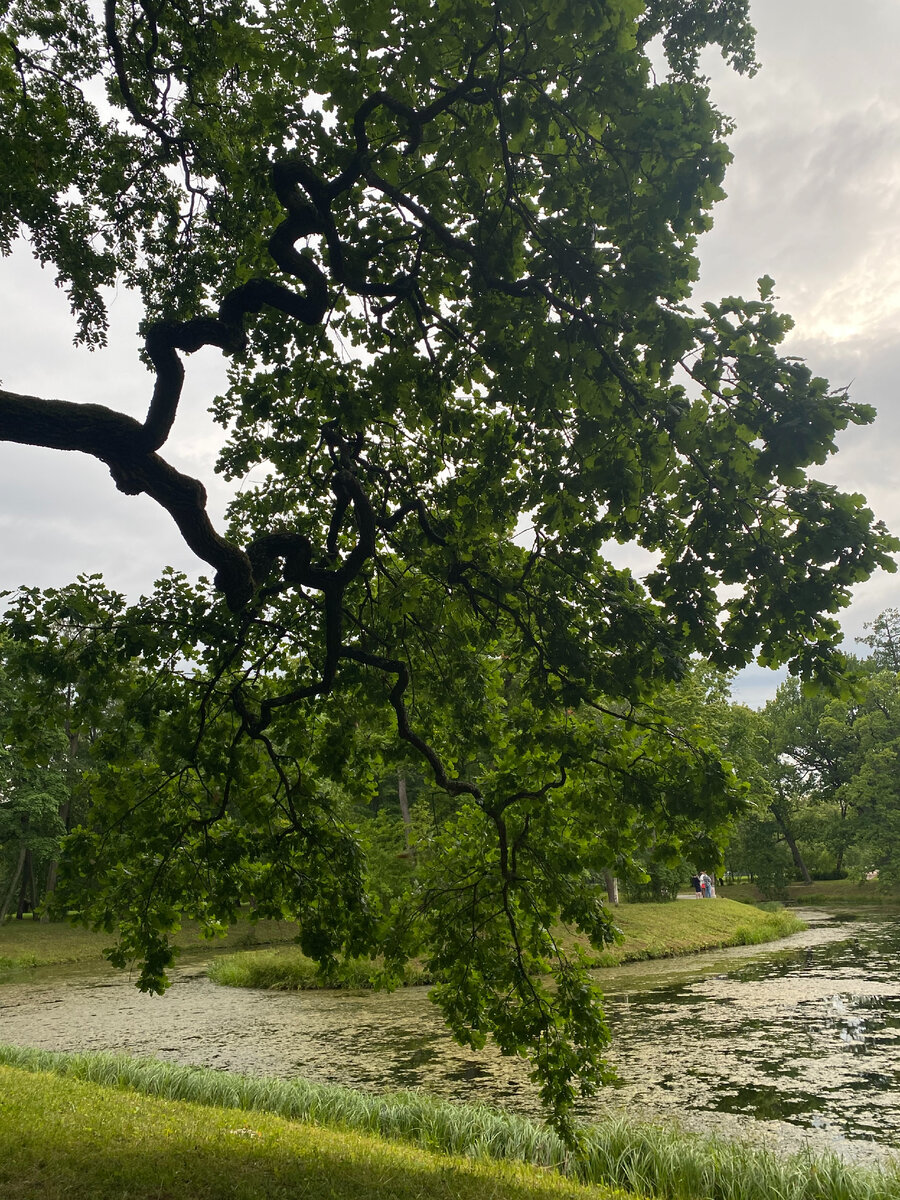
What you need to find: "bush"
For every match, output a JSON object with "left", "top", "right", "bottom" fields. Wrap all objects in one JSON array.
[{"left": 620, "top": 861, "right": 683, "bottom": 903}]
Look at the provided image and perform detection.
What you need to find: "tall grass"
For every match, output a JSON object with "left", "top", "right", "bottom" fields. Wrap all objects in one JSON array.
[
  {"left": 207, "top": 948, "right": 431, "bottom": 990},
  {"left": 1, "top": 1045, "right": 896, "bottom": 1200},
  {"left": 730, "top": 908, "right": 805, "bottom": 946},
  {"left": 0, "top": 952, "right": 39, "bottom": 970}
]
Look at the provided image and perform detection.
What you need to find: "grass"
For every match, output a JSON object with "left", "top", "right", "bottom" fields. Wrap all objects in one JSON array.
[
  {"left": 576, "top": 899, "right": 806, "bottom": 967},
  {"left": 719, "top": 878, "right": 900, "bottom": 907},
  {"left": 0, "top": 1058, "right": 627, "bottom": 1200},
  {"left": 208, "top": 948, "right": 432, "bottom": 990},
  {"left": 1, "top": 1046, "right": 898, "bottom": 1200},
  {"left": 0, "top": 914, "right": 300, "bottom": 981},
  {"left": 209, "top": 899, "right": 806, "bottom": 992}
]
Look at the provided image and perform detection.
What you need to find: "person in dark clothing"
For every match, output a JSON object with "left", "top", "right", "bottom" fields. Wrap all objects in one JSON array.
[{"left": 691, "top": 873, "right": 701, "bottom": 898}]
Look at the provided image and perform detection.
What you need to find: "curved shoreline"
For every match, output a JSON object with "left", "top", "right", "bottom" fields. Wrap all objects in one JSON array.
[{"left": 207, "top": 900, "right": 806, "bottom": 992}]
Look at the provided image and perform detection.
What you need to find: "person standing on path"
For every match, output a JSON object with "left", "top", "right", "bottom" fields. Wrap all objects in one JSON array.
[
  {"left": 691, "top": 873, "right": 702, "bottom": 898},
  {"left": 699, "top": 871, "right": 712, "bottom": 898}
]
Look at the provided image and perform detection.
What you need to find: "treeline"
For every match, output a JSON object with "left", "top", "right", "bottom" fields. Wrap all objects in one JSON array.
[
  {"left": 0, "top": 575, "right": 745, "bottom": 936},
  {"left": 6, "top": 580, "right": 896, "bottom": 931},
  {"left": 724, "top": 609, "right": 900, "bottom": 895}
]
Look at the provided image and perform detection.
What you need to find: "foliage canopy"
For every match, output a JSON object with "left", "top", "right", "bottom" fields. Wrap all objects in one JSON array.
[{"left": 1, "top": 0, "right": 896, "bottom": 1133}]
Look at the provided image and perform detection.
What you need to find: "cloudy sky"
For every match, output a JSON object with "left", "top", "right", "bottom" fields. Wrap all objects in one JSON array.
[{"left": 1, "top": 0, "right": 898, "bottom": 706}]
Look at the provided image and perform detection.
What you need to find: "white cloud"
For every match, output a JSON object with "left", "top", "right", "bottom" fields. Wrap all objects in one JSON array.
[{"left": 0, "top": 242, "right": 233, "bottom": 598}]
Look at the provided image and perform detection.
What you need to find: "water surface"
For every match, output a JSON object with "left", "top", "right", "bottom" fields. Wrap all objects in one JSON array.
[
  {"left": 2, "top": 908, "right": 898, "bottom": 1162},
  {"left": 597, "top": 911, "right": 900, "bottom": 1159}
]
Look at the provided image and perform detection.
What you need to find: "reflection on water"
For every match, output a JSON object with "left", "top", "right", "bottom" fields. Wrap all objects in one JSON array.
[{"left": 2, "top": 910, "right": 899, "bottom": 1162}]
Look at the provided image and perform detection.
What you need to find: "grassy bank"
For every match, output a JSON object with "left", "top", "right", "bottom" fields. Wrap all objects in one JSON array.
[
  {"left": 720, "top": 878, "right": 900, "bottom": 907},
  {"left": 1, "top": 899, "right": 804, "bottom": 991},
  {"left": 209, "top": 949, "right": 432, "bottom": 990},
  {"left": 1, "top": 1046, "right": 897, "bottom": 1200},
  {"left": 209, "top": 900, "right": 805, "bottom": 992},
  {"left": 0, "top": 915, "right": 300, "bottom": 980},
  {"left": 579, "top": 899, "right": 805, "bottom": 967},
  {"left": 0, "top": 1057, "right": 626, "bottom": 1200}
]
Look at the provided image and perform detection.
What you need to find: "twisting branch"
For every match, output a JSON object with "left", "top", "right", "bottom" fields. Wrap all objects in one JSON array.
[
  {"left": 0, "top": 155, "right": 330, "bottom": 609},
  {"left": 0, "top": 386, "right": 256, "bottom": 607},
  {"left": 341, "top": 646, "right": 482, "bottom": 800}
]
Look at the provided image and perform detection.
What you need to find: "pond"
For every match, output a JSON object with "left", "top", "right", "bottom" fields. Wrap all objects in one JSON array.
[{"left": 2, "top": 908, "right": 898, "bottom": 1163}]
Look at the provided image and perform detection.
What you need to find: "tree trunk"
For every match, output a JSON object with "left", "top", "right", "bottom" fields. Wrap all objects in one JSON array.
[
  {"left": 42, "top": 861, "right": 59, "bottom": 917},
  {"left": 42, "top": 717, "right": 78, "bottom": 922},
  {"left": 0, "top": 846, "right": 27, "bottom": 924},
  {"left": 835, "top": 795, "right": 849, "bottom": 874},
  {"left": 771, "top": 807, "right": 812, "bottom": 884},
  {"left": 29, "top": 848, "right": 39, "bottom": 913},
  {"left": 398, "top": 773, "right": 411, "bottom": 850},
  {"left": 41, "top": 797, "right": 72, "bottom": 921},
  {"left": 16, "top": 849, "right": 34, "bottom": 919},
  {"left": 603, "top": 869, "right": 619, "bottom": 905}
]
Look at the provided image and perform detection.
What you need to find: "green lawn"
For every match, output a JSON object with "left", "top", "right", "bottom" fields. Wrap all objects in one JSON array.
[
  {"left": 719, "top": 878, "right": 900, "bottom": 906},
  {"left": 582, "top": 898, "right": 804, "bottom": 966},
  {"left": 0, "top": 914, "right": 300, "bottom": 979},
  {"left": 0, "top": 1063, "right": 632, "bottom": 1200}
]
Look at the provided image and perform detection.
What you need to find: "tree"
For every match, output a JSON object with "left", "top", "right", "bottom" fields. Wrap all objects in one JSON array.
[
  {"left": 615, "top": 664, "right": 745, "bottom": 898},
  {"left": 860, "top": 608, "right": 900, "bottom": 672},
  {"left": 1, "top": 0, "right": 896, "bottom": 1132},
  {"left": 740, "top": 651, "right": 900, "bottom": 889},
  {"left": 763, "top": 673, "right": 870, "bottom": 876},
  {"left": 0, "top": 637, "right": 69, "bottom": 921},
  {"left": 0, "top": 578, "right": 139, "bottom": 919},
  {"left": 839, "top": 669, "right": 900, "bottom": 885},
  {"left": 718, "top": 688, "right": 818, "bottom": 890},
  {"left": 640, "top": 665, "right": 804, "bottom": 894}
]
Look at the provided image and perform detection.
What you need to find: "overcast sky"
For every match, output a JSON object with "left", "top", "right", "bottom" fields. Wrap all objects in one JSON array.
[{"left": 1, "top": 0, "right": 898, "bottom": 707}]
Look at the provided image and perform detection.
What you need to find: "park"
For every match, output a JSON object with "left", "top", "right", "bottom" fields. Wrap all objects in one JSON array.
[{"left": 2, "top": 0, "right": 900, "bottom": 1195}]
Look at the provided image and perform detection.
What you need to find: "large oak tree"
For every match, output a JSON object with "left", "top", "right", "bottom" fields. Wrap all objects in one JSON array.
[{"left": 1, "top": 0, "right": 895, "bottom": 1130}]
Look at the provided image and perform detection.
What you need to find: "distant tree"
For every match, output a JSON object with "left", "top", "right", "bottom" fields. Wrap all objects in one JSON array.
[
  {"left": 838, "top": 670, "right": 900, "bottom": 886},
  {"left": 762, "top": 675, "right": 868, "bottom": 875},
  {"left": 724, "top": 810, "right": 794, "bottom": 896},
  {"left": 0, "top": 641, "right": 69, "bottom": 921},
  {"left": 860, "top": 608, "right": 900, "bottom": 672},
  {"left": 747, "top": 654, "right": 900, "bottom": 888}
]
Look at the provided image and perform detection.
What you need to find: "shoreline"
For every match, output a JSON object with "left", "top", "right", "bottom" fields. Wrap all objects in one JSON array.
[
  {"left": 1, "top": 1045, "right": 897, "bottom": 1200},
  {"left": 0, "top": 899, "right": 806, "bottom": 990},
  {"left": 207, "top": 899, "right": 807, "bottom": 992}
]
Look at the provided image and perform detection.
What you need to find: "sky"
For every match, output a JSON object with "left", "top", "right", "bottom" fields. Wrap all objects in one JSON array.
[{"left": 1, "top": 0, "right": 898, "bottom": 708}]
